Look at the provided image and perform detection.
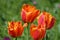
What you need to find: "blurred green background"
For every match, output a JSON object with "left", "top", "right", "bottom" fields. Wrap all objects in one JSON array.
[{"left": 0, "top": 0, "right": 60, "bottom": 40}]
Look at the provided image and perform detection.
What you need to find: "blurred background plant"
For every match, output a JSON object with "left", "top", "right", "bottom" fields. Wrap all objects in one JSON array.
[{"left": 0, "top": 0, "right": 60, "bottom": 40}]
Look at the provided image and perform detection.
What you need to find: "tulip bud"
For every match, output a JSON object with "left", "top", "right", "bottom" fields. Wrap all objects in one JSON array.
[
  {"left": 38, "top": 12, "right": 56, "bottom": 29},
  {"left": 8, "top": 22, "right": 24, "bottom": 37},
  {"left": 30, "top": 24, "right": 46, "bottom": 40},
  {"left": 21, "top": 4, "right": 40, "bottom": 23}
]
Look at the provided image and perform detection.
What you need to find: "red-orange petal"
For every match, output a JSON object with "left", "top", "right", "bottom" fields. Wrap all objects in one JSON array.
[
  {"left": 30, "top": 10, "right": 40, "bottom": 22},
  {"left": 47, "top": 17, "right": 56, "bottom": 29},
  {"left": 21, "top": 9, "right": 26, "bottom": 22},
  {"left": 38, "top": 13, "right": 46, "bottom": 26}
]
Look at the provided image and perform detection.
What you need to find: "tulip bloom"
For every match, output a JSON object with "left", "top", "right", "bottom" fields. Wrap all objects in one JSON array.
[
  {"left": 30, "top": 24, "right": 46, "bottom": 40},
  {"left": 21, "top": 4, "right": 40, "bottom": 23},
  {"left": 8, "top": 22, "right": 24, "bottom": 37},
  {"left": 38, "top": 12, "right": 55, "bottom": 29}
]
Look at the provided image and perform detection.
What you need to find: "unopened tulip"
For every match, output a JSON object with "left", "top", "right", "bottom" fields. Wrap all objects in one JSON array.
[
  {"left": 21, "top": 4, "right": 40, "bottom": 23},
  {"left": 30, "top": 24, "right": 46, "bottom": 40},
  {"left": 8, "top": 22, "right": 24, "bottom": 37},
  {"left": 38, "top": 12, "right": 55, "bottom": 29}
]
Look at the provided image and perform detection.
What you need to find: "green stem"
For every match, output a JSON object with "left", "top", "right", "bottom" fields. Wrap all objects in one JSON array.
[
  {"left": 27, "top": 23, "right": 30, "bottom": 40},
  {"left": 15, "top": 38, "right": 17, "bottom": 40},
  {"left": 45, "top": 33, "right": 46, "bottom": 40},
  {"left": 43, "top": 30, "right": 46, "bottom": 40}
]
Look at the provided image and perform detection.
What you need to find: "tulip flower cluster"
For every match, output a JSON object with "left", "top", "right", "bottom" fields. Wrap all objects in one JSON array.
[{"left": 8, "top": 4, "right": 56, "bottom": 40}]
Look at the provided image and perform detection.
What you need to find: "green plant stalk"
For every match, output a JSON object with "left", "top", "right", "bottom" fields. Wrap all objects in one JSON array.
[
  {"left": 27, "top": 23, "right": 30, "bottom": 40},
  {"left": 15, "top": 37, "right": 17, "bottom": 40},
  {"left": 45, "top": 33, "right": 46, "bottom": 40},
  {"left": 13, "top": 37, "right": 17, "bottom": 40},
  {"left": 43, "top": 31, "right": 46, "bottom": 40}
]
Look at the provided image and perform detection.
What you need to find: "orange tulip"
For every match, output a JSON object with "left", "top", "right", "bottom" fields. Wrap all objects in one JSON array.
[
  {"left": 8, "top": 22, "right": 24, "bottom": 37},
  {"left": 21, "top": 4, "right": 40, "bottom": 23},
  {"left": 30, "top": 24, "right": 46, "bottom": 40},
  {"left": 38, "top": 12, "right": 56, "bottom": 29}
]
